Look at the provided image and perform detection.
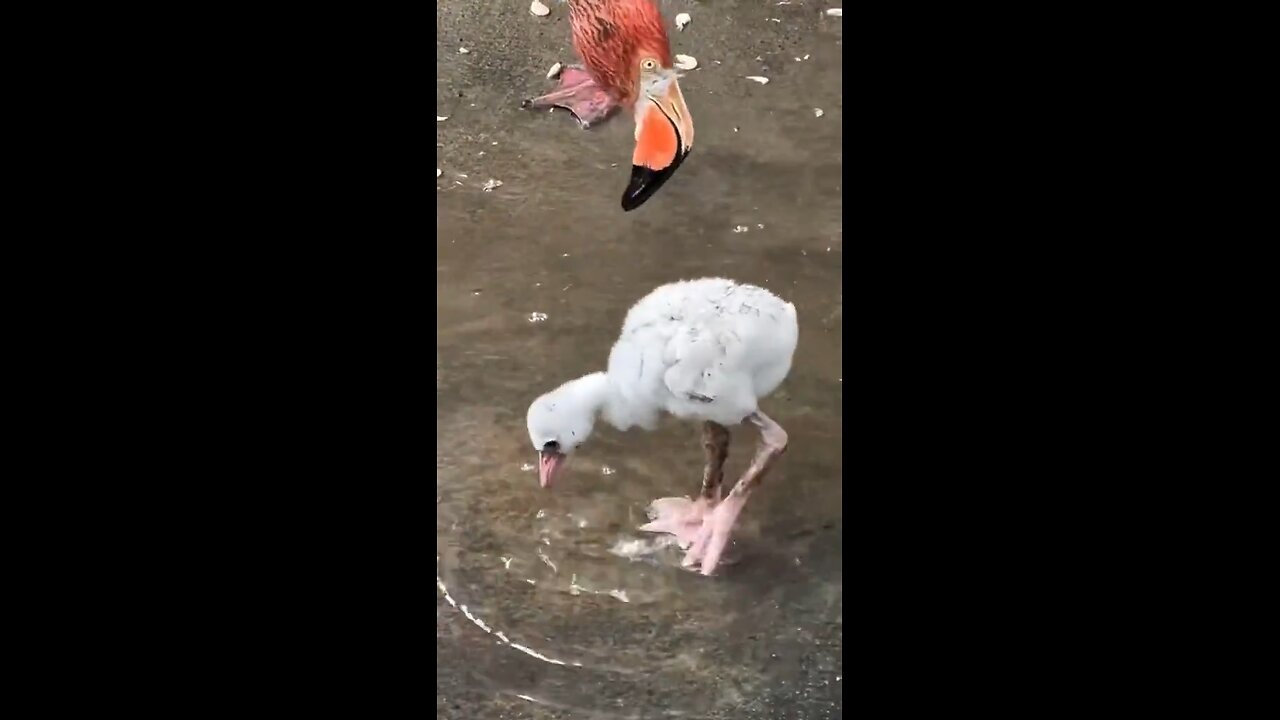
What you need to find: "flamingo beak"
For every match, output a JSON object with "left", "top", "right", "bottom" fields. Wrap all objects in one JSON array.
[{"left": 622, "top": 76, "right": 694, "bottom": 211}]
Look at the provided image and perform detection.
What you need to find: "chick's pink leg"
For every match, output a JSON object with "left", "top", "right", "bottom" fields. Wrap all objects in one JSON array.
[
  {"left": 683, "top": 412, "right": 788, "bottom": 576},
  {"left": 639, "top": 422, "right": 730, "bottom": 548},
  {"left": 521, "top": 65, "right": 621, "bottom": 129}
]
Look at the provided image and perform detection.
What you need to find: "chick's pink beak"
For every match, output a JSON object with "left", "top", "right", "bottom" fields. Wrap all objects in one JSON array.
[{"left": 538, "top": 450, "right": 566, "bottom": 489}]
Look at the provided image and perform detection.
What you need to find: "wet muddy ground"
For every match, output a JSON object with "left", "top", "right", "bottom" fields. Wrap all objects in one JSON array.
[{"left": 437, "top": 1, "right": 842, "bottom": 717}]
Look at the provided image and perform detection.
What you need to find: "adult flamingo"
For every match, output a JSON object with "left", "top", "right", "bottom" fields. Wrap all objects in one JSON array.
[{"left": 522, "top": 0, "right": 694, "bottom": 211}]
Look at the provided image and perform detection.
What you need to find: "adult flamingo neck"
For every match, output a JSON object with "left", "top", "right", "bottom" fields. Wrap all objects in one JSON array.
[{"left": 568, "top": 0, "right": 674, "bottom": 68}]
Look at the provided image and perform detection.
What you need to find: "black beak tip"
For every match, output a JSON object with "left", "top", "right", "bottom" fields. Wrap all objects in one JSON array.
[
  {"left": 620, "top": 149, "right": 691, "bottom": 212},
  {"left": 621, "top": 168, "right": 660, "bottom": 211}
]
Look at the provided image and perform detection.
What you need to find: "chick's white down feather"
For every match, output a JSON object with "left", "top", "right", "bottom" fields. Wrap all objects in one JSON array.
[{"left": 527, "top": 278, "right": 798, "bottom": 451}]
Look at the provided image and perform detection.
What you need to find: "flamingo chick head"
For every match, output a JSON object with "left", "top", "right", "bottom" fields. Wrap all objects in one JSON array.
[
  {"left": 622, "top": 56, "right": 694, "bottom": 211},
  {"left": 526, "top": 375, "right": 604, "bottom": 489}
]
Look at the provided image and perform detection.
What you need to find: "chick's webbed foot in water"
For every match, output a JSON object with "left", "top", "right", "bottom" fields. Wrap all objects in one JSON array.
[
  {"left": 682, "top": 495, "right": 746, "bottom": 575},
  {"left": 639, "top": 496, "right": 716, "bottom": 549},
  {"left": 521, "top": 65, "right": 620, "bottom": 129}
]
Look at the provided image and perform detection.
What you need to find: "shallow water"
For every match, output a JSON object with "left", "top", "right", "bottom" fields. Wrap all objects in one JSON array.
[{"left": 437, "top": 1, "right": 843, "bottom": 717}]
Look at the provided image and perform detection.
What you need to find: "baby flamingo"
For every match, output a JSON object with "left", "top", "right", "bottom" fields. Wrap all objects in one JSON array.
[{"left": 525, "top": 278, "right": 798, "bottom": 576}]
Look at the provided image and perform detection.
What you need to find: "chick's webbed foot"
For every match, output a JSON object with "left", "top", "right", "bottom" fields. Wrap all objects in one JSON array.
[
  {"left": 639, "top": 496, "right": 715, "bottom": 549},
  {"left": 681, "top": 495, "right": 746, "bottom": 576}
]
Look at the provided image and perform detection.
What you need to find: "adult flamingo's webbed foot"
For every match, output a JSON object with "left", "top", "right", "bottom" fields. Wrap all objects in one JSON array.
[
  {"left": 521, "top": 65, "right": 621, "bottom": 129},
  {"left": 639, "top": 422, "right": 730, "bottom": 548},
  {"left": 683, "top": 412, "right": 788, "bottom": 576}
]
